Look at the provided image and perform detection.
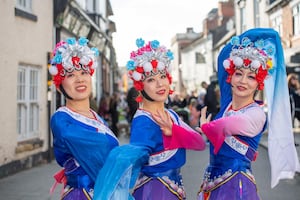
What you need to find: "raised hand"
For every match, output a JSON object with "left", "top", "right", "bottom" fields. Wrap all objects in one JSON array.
[{"left": 151, "top": 110, "right": 173, "bottom": 136}]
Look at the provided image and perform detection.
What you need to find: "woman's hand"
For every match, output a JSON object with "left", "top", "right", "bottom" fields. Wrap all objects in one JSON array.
[
  {"left": 196, "top": 106, "right": 212, "bottom": 134},
  {"left": 152, "top": 110, "right": 173, "bottom": 136}
]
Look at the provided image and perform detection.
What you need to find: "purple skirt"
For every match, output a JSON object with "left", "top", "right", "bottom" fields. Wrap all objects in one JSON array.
[
  {"left": 133, "top": 177, "right": 186, "bottom": 200},
  {"left": 198, "top": 172, "right": 260, "bottom": 200},
  {"left": 61, "top": 188, "right": 93, "bottom": 200}
]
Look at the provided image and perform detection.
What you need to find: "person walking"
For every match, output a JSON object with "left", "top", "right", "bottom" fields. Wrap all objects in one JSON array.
[
  {"left": 49, "top": 37, "right": 119, "bottom": 199},
  {"left": 197, "top": 28, "right": 300, "bottom": 200}
]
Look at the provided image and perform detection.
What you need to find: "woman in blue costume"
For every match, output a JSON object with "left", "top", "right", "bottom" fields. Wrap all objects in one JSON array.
[
  {"left": 93, "top": 38, "right": 206, "bottom": 200},
  {"left": 49, "top": 37, "right": 119, "bottom": 199},
  {"left": 197, "top": 28, "right": 300, "bottom": 200}
]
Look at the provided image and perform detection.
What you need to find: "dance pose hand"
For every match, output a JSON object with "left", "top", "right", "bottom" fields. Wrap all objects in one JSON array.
[
  {"left": 152, "top": 110, "right": 173, "bottom": 136},
  {"left": 196, "top": 106, "right": 212, "bottom": 134}
]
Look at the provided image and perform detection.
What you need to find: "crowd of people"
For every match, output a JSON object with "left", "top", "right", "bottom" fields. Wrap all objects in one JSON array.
[{"left": 48, "top": 29, "right": 300, "bottom": 200}]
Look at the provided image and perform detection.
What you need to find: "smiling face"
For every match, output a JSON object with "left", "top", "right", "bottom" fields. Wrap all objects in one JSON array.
[
  {"left": 61, "top": 69, "right": 92, "bottom": 101},
  {"left": 231, "top": 68, "right": 259, "bottom": 101},
  {"left": 142, "top": 73, "right": 170, "bottom": 103}
]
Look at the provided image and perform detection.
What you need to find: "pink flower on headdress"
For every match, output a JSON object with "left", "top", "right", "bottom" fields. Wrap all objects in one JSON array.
[
  {"left": 53, "top": 41, "right": 66, "bottom": 55},
  {"left": 130, "top": 51, "right": 137, "bottom": 59},
  {"left": 144, "top": 43, "right": 152, "bottom": 52},
  {"left": 137, "top": 48, "right": 144, "bottom": 55}
]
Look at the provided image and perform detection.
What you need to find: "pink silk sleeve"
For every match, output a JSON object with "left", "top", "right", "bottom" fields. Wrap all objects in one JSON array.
[
  {"left": 202, "top": 106, "right": 266, "bottom": 137},
  {"left": 163, "top": 124, "right": 205, "bottom": 151},
  {"left": 201, "top": 106, "right": 266, "bottom": 154}
]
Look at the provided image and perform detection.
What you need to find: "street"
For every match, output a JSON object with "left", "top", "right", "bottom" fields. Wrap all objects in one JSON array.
[{"left": 0, "top": 133, "right": 299, "bottom": 200}]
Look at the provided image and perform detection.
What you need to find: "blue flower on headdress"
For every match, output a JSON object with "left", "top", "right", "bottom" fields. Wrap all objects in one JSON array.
[
  {"left": 150, "top": 40, "right": 160, "bottom": 49},
  {"left": 242, "top": 37, "right": 251, "bottom": 47},
  {"left": 126, "top": 60, "right": 135, "bottom": 70},
  {"left": 91, "top": 47, "right": 100, "bottom": 56},
  {"left": 265, "top": 45, "right": 275, "bottom": 56},
  {"left": 268, "top": 66, "right": 275, "bottom": 75},
  {"left": 230, "top": 36, "right": 240, "bottom": 46},
  {"left": 78, "top": 37, "right": 89, "bottom": 46},
  {"left": 167, "top": 50, "right": 174, "bottom": 60},
  {"left": 136, "top": 38, "right": 145, "bottom": 48},
  {"left": 54, "top": 54, "right": 62, "bottom": 64},
  {"left": 255, "top": 39, "right": 264, "bottom": 49},
  {"left": 66, "top": 37, "right": 76, "bottom": 45}
]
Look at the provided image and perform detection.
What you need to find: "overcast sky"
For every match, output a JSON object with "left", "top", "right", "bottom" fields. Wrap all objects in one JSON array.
[{"left": 109, "top": 0, "right": 220, "bottom": 66}]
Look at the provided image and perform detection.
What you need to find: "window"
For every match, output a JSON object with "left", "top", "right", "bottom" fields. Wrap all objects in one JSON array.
[
  {"left": 241, "top": 8, "right": 246, "bottom": 32},
  {"left": 271, "top": 15, "right": 282, "bottom": 36},
  {"left": 239, "top": 3, "right": 246, "bottom": 33},
  {"left": 195, "top": 52, "right": 206, "bottom": 64},
  {"left": 15, "top": 0, "right": 32, "bottom": 13},
  {"left": 254, "top": 0, "right": 260, "bottom": 27},
  {"left": 17, "top": 65, "right": 40, "bottom": 141},
  {"left": 293, "top": 3, "right": 300, "bottom": 36},
  {"left": 15, "top": 0, "right": 37, "bottom": 21}
]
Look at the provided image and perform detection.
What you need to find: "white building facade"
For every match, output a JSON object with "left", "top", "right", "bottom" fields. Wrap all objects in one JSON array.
[{"left": 0, "top": 0, "right": 53, "bottom": 176}]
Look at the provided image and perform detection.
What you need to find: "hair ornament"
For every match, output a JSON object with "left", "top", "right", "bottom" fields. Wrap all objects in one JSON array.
[
  {"left": 223, "top": 36, "right": 276, "bottom": 90},
  {"left": 49, "top": 37, "right": 99, "bottom": 88},
  {"left": 126, "top": 38, "right": 174, "bottom": 82}
]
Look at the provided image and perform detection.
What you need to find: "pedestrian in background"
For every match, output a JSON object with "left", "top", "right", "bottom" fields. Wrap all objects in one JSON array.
[
  {"left": 287, "top": 73, "right": 300, "bottom": 146},
  {"left": 197, "top": 28, "right": 300, "bottom": 200},
  {"left": 97, "top": 93, "right": 110, "bottom": 121},
  {"left": 197, "top": 81, "right": 208, "bottom": 107},
  {"left": 109, "top": 92, "right": 120, "bottom": 137},
  {"left": 188, "top": 99, "right": 203, "bottom": 130},
  {"left": 287, "top": 73, "right": 300, "bottom": 128},
  {"left": 126, "top": 86, "right": 139, "bottom": 123},
  {"left": 49, "top": 37, "right": 119, "bottom": 200},
  {"left": 204, "top": 79, "right": 219, "bottom": 120}
]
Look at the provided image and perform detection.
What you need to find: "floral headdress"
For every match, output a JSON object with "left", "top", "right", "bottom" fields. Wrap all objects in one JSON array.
[
  {"left": 126, "top": 38, "right": 174, "bottom": 102},
  {"left": 49, "top": 37, "right": 99, "bottom": 88},
  {"left": 222, "top": 36, "right": 275, "bottom": 90}
]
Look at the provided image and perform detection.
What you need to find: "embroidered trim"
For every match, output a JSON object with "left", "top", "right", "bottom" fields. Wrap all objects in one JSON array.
[
  {"left": 147, "top": 149, "right": 178, "bottom": 166},
  {"left": 201, "top": 170, "right": 255, "bottom": 192},
  {"left": 225, "top": 136, "right": 248, "bottom": 155},
  {"left": 57, "top": 107, "right": 117, "bottom": 139}
]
